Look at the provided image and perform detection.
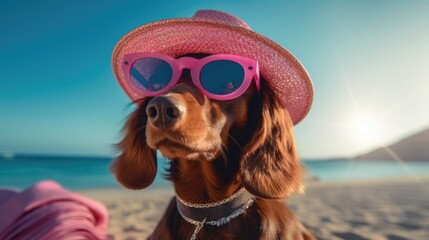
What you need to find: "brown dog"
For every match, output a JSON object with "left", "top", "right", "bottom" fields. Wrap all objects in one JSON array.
[{"left": 111, "top": 64, "right": 315, "bottom": 239}]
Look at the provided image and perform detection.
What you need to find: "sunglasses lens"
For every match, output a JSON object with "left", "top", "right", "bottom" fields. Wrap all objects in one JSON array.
[
  {"left": 200, "top": 60, "right": 244, "bottom": 95},
  {"left": 130, "top": 58, "right": 172, "bottom": 92}
]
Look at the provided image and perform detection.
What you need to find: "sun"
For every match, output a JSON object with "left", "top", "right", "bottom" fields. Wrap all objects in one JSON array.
[{"left": 348, "top": 113, "right": 380, "bottom": 141}]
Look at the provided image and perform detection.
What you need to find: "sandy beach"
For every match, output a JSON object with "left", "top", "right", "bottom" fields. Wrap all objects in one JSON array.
[{"left": 79, "top": 176, "right": 429, "bottom": 240}]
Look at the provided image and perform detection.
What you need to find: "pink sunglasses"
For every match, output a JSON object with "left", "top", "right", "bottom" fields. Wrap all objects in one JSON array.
[{"left": 122, "top": 53, "right": 260, "bottom": 101}]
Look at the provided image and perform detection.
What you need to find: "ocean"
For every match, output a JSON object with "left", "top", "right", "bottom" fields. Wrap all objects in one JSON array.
[{"left": 1, "top": 155, "right": 429, "bottom": 190}]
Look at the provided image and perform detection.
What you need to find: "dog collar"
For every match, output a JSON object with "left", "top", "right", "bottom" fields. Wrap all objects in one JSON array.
[{"left": 175, "top": 188, "right": 255, "bottom": 240}]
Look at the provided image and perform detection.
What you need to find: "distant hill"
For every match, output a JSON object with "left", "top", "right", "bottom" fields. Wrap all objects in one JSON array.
[{"left": 354, "top": 128, "right": 429, "bottom": 161}]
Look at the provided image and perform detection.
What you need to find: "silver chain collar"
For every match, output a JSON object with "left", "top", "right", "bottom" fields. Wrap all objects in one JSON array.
[
  {"left": 175, "top": 188, "right": 255, "bottom": 240},
  {"left": 176, "top": 188, "right": 247, "bottom": 208}
]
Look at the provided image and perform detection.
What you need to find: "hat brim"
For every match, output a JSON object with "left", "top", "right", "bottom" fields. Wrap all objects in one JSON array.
[{"left": 112, "top": 18, "right": 313, "bottom": 125}]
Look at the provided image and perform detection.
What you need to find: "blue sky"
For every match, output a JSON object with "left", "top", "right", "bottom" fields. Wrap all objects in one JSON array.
[{"left": 1, "top": 0, "right": 428, "bottom": 158}]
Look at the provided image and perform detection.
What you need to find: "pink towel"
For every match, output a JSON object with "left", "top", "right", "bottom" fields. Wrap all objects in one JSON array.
[{"left": 0, "top": 180, "right": 108, "bottom": 240}]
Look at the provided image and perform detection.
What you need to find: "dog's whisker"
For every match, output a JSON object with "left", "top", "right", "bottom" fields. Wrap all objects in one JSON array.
[
  {"left": 220, "top": 141, "right": 230, "bottom": 154},
  {"left": 219, "top": 143, "right": 229, "bottom": 167},
  {"left": 220, "top": 148, "right": 227, "bottom": 167},
  {"left": 227, "top": 133, "right": 242, "bottom": 149}
]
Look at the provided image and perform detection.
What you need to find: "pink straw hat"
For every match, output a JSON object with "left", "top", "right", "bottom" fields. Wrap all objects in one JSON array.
[{"left": 112, "top": 9, "right": 313, "bottom": 124}]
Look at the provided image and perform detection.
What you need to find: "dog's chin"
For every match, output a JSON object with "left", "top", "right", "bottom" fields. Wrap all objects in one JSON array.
[
  {"left": 155, "top": 140, "right": 219, "bottom": 161},
  {"left": 163, "top": 150, "right": 218, "bottom": 161}
]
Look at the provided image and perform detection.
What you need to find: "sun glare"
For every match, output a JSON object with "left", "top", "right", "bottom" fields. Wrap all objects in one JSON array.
[{"left": 348, "top": 114, "right": 380, "bottom": 141}]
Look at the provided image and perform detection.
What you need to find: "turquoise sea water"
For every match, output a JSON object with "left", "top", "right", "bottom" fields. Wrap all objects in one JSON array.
[{"left": 1, "top": 155, "right": 429, "bottom": 190}]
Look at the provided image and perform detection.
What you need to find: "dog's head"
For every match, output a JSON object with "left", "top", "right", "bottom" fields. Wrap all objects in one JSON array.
[{"left": 111, "top": 56, "right": 303, "bottom": 199}]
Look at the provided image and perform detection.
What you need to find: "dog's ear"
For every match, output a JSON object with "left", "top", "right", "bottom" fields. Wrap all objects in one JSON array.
[
  {"left": 111, "top": 100, "right": 157, "bottom": 189},
  {"left": 240, "top": 82, "right": 303, "bottom": 199}
]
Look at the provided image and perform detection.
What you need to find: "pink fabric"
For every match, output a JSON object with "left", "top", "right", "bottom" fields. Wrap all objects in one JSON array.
[{"left": 0, "top": 180, "right": 108, "bottom": 240}]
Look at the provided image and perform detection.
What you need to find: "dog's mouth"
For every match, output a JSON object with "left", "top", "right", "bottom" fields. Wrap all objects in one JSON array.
[
  {"left": 155, "top": 138, "right": 219, "bottom": 161},
  {"left": 158, "top": 139, "right": 194, "bottom": 152}
]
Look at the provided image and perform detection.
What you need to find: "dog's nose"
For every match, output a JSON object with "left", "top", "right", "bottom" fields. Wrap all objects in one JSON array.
[{"left": 146, "top": 96, "right": 184, "bottom": 129}]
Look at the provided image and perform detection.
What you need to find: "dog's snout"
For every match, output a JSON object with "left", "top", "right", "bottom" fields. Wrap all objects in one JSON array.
[{"left": 146, "top": 96, "right": 184, "bottom": 129}]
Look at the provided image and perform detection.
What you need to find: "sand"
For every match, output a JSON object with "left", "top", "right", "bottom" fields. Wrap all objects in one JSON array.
[{"left": 79, "top": 176, "right": 429, "bottom": 240}]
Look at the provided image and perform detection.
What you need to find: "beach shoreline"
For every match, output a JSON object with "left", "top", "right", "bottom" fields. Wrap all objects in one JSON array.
[{"left": 77, "top": 175, "right": 429, "bottom": 239}]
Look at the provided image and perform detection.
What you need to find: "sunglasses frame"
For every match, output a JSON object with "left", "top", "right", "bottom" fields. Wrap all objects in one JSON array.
[{"left": 122, "top": 52, "right": 260, "bottom": 101}]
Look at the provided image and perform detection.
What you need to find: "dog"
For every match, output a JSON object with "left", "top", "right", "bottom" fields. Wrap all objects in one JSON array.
[
  {"left": 111, "top": 66, "right": 315, "bottom": 239},
  {"left": 111, "top": 9, "right": 315, "bottom": 240}
]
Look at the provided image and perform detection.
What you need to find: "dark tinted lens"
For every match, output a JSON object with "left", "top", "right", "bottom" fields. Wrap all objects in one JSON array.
[
  {"left": 200, "top": 60, "right": 244, "bottom": 95},
  {"left": 130, "top": 58, "right": 172, "bottom": 92}
]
